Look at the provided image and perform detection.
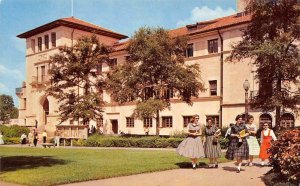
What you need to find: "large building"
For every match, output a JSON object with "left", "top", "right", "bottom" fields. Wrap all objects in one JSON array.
[{"left": 16, "top": 0, "right": 299, "bottom": 137}]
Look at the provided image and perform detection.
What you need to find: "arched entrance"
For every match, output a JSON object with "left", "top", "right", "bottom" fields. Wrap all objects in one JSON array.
[
  {"left": 280, "top": 113, "right": 295, "bottom": 128},
  {"left": 259, "top": 113, "right": 272, "bottom": 128},
  {"left": 42, "top": 98, "right": 49, "bottom": 125}
]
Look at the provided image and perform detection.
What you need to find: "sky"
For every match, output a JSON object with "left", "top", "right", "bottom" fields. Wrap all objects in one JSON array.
[{"left": 0, "top": 0, "right": 237, "bottom": 107}]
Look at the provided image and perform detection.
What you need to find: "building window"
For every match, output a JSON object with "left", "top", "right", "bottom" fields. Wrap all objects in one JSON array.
[
  {"left": 109, "top": 58, "right": 117, "bottom": 70},
  {"left": 126, "top": 117, "right": 134, "bottom": 128},
  {"left": 51, "top": 32, "right": 56, "bottom": 47},
  {"left": 183, "top": 116, "right": 193, "bottom": 128},
  {"left": 23, "top": 98, "right": 26, "bottom": 109},
  {"left": 206, "top": 115, "right": 220, "bottom": 128},
  {"left": 70, "top": 119, "right": 74, "bottom": 125},
  {"left": 44, "top": 35, "right": 49, "bottom": 50},
  {"left": 280, "top": 113, "right": 295, "bottom": 128},
  {"left": 31, "top": 39, "right": 35, "bottom": 53},
  {"left": 143, "top": 118, "right": 152, "bottom": 127},
  {"left": 38, "top": 37, "right": 42, "bottom": 52},
  {"left": 96, "top": 118, "right": 103, "bottom": 127},
  {"left": 163, "top": 87, "right": 173, "bottom": 99},
  {"left": 41, "top": 66, "right": 46, "bottom": 82},
  {"left": 96, "top": 63, "right": 102, "bottom": 74},
  {"left": 209, "top": 80, "right": 217, "bottom": 96},
  {"left": 125, "top": 56, "right": 130, "bottom": 61},
  {"left": 208, "top": 39, "right": 218, "bottom": 53},
  {"left": 259, "top": 113, "right": 272, "bottom": 128},
  {"left": 183, "top": 87, "right": 196, "bottom": 97},
  {"left": 186, "top": 43, "right": 194, "bottom": 57},
  {"left": 162, "top": 116, "right": 172, "bottom": 128},
  {"left": 144, "top": 87, "right": 154, "bottom": 100}
]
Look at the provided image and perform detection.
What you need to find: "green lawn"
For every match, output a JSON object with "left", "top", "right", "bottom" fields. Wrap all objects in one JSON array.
[{"left": 0, "top": 147, "right": 230, "bottom": 186}]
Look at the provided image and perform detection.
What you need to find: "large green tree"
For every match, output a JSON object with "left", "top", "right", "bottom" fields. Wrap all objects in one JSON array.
[
  {"left": 47, "top": 35, "right": 111, "bottom": 125},
  {"left": 0, "top": 94, "right": 18, "bottom": 123},
  {"left": 106, "top": 27, "right": 205, "bottom": 135},
  {"left": 228, "top": 0, "right": 300, "bottom": 129}
]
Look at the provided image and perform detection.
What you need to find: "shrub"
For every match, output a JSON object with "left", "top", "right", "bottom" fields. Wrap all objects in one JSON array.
[
  {"left": 269, "top": 128, "right": 300, "bottom": 184},
  {"left": 0, "top": 125, "right": 30, "bottom": 138},
  {"left": 169, "top": 130, "right": 186, "bottom": 138},
  {"left": 3, "top": 137, "right": 20, "bottom": 144}
]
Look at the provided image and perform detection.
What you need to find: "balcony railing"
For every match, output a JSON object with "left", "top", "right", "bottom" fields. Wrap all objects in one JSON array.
[
  {"left": 15, "top": 87, "right": 23, "bottom": 95},
  {"left": 31, "top": 75, "right": 51, "bottom": 85}
]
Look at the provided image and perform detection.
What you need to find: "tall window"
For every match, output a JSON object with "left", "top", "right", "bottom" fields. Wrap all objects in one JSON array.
[
  {"left": 208, "top": 39, "right": 218, "bottom": 53},
  {"left": 51, "top": 32, "right": 56, "bottom": 47},
  {"left": 23, "top": 98, "right": 26, "bottom": 109},
  {"left": 144, "top": 87, "right": 154, "bottom": 100},
  {"left": 209, "top": 80, "right": 217, "bottom": 96},
  {"left": 44, "top": 35, "right": 49, "bottom": 50},
  {"left": 206, "top": 115, "right": 220, "bottom": 127},
  {"left": 143, "top": 118, "right": 152, "bottom": 127},
  {"left": 163, "top": 87, "right": 173, "bottom": 99},
  {"left": 183, "top": 116, "right": 193, "bottom": 128},
  {"left": 31, "top": 39, "right": 35, "bottom": 53},
  {"left": 109, "top": 58, "right": 117, "bottom": 70},
  {"left": 280, "top": 113, "right": 295, "bottom": 128},
  {"left": 186, "top": 43, "right": 194, "bottom": 57},
  {"left": 96, "top": 118, "right": 103, "bottom": 127},
  {"left": 41, "top": 66, "right": 46, "bottom": 82},
  {"left": 162, "top": 116, "right": 172, "bottom": 128},
  {"left": 126, "top": 117, "right": 134, "bottom": 127},
  {"left": 38, "top": 37, "right": 42, "bottom": 52},
  {"left": 259, "top": 113, "right": 272, "bottom": 128}
]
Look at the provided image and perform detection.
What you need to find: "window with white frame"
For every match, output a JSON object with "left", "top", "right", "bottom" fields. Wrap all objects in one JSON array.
[
  {"left": 143, "top": 118, "right": 152, "bottom": 127},
  {"left": 208, "top": 39, "right": 218, "bottom": 54},
  {"left": 186, "top": 43, "right": 194, "bottom": 57},
  {"left": 44, "top": 35, "right": 49, "bottom": 50},
  {"left": 206, "top": 115, "right": 220, "bottom": 128},
  {"left": 209, "top": 80, "right": 217, "bottom": 96},
  {"left": 51, "top": 32, "right": 56, "bottom": 47},
  {"left": 183, "top": 116, "right": 193, "bottom": 128},
  {"left": 162, "top": 116, "right": 173, "bottom": 128},
  {"left": 126, "top": 117, "right": 134, "bottom": 127}
]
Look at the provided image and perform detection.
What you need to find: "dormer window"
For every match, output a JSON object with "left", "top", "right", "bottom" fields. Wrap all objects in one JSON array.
[{"left": 38, "top": 37, "right": 42, "bottom": 52}]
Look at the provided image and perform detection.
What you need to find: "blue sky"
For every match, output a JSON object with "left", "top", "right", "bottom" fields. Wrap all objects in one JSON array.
[{"left": 0, "top": 0, "right": 237, "bottom": 107}]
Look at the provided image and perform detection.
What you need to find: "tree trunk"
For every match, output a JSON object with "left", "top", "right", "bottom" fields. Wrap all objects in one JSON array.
[
  {"left": 156, "top": 109, "right": 160, "bottom": 136},
  {"left": 275, "top": 77, "right": 282, "bottom": 131}
]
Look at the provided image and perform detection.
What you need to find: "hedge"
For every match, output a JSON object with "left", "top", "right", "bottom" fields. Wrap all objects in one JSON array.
[
  {"left": 2, "top": 137, "right": 20, "bottom": 144},
  {"left": 73, "top": 135, "right": 229, "bottom": 149}
]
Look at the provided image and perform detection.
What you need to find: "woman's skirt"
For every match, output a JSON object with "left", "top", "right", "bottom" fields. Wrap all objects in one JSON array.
[
  {"left": 226, "top": 139, "right": 249, "bottom": 160},
  {"left": 204, "top": 136, "right": 222, "bottom": 158},
  {"left": 176, "top": 136, "right": 205, "bottom": 158},
  {"left": 246, "top": 136, "right": 260, "bottom": 156}
]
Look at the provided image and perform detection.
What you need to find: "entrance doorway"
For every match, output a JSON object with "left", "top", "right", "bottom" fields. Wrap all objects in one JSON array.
[
  {"left": 42, "top": 98, "right": 49, "bottom": 125},
  {"left": 111, "top": 120, "right": 118, "bottom": 134}
]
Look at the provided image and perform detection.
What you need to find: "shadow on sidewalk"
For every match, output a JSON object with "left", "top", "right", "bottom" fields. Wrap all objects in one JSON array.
[
  {"left": 175, "top": 161, "right": 208, "bottom": 169},
  {"left": 0, "top": 156, "right": 67, "bottom": 172}
]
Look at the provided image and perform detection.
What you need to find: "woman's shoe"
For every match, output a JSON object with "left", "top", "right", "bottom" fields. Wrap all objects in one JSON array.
[
  {"left": 236, "top": 168, "right": 240, "bottom": 173},
  {"left": 192, "top": 164, "right": 196, "bottom": 169},
  {"left": 249, "top": 162, "right": 253, "bottom": 167},
  {"left": 214, "top": 164, "right": 218, "bottom": 168}
]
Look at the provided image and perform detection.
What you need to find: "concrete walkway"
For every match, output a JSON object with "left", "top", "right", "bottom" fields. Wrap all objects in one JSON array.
[{"left": 59, "top": 161, "right": 271, "bottom": 186}]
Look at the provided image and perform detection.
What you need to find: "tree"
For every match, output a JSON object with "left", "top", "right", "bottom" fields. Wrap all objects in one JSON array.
[
  {"left": 0, "top": 94, "right": 18, "bottom": 123},
  {"left": 47, "top": 35, "right": 111, "bottom": 125},
  {"left": 106, "top": 27, "right": 205, "bottom": 135},
  {"left": 227, "top": 0, "right": 300, "bottom": 129}
]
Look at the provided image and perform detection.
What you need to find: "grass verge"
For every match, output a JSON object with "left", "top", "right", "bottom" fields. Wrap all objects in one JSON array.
[{"left": 0, "top": 147, "right": 230, "bottom": 186}]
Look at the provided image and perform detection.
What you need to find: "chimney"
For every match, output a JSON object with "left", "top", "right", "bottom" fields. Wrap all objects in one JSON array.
[{"left": 237, "top": 0, "right": 252, "bottom": 12}]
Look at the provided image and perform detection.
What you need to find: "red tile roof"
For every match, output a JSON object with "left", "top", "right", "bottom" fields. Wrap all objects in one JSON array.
[
  {"left": 17, "top": 17, "right": 128, "bottom": 40},
  {"left": 187, "top": 13, "right": 252, "bottom": 35}
]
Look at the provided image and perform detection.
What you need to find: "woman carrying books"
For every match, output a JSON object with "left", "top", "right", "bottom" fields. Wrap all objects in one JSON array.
[
  {"left": 225, "top": 114, "right": 249, "bottom": 173},
  {"left": 245, "top": 115, "right": 260, "bottom": 166},
  {"left": 259, "top": 122, "right": 277, "bottom": 166},
  {"left": 176, "top": 115, "right": 205, "bottom": 169}
]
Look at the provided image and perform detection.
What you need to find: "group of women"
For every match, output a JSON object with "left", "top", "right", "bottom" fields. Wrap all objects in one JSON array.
[{"left": 176, "top": 114, "right": 277, "bottom": 173}]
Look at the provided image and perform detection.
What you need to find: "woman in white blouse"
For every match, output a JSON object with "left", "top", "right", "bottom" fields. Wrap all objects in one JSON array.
[{"left": 259, "top": 122, "right": 277, "bottom": 166}]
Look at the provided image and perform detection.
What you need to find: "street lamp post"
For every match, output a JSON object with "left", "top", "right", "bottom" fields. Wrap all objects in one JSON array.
[{"left": 243, "top": 79, "right": 250, "bottom": 123}]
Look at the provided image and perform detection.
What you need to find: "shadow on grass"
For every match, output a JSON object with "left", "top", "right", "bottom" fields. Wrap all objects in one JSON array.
[
  {"left": 175, "top": 161, "right": 208, "bottom": 169},
  {"left": 0, "top": 156, "right": 67, "bottom": 172}
]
